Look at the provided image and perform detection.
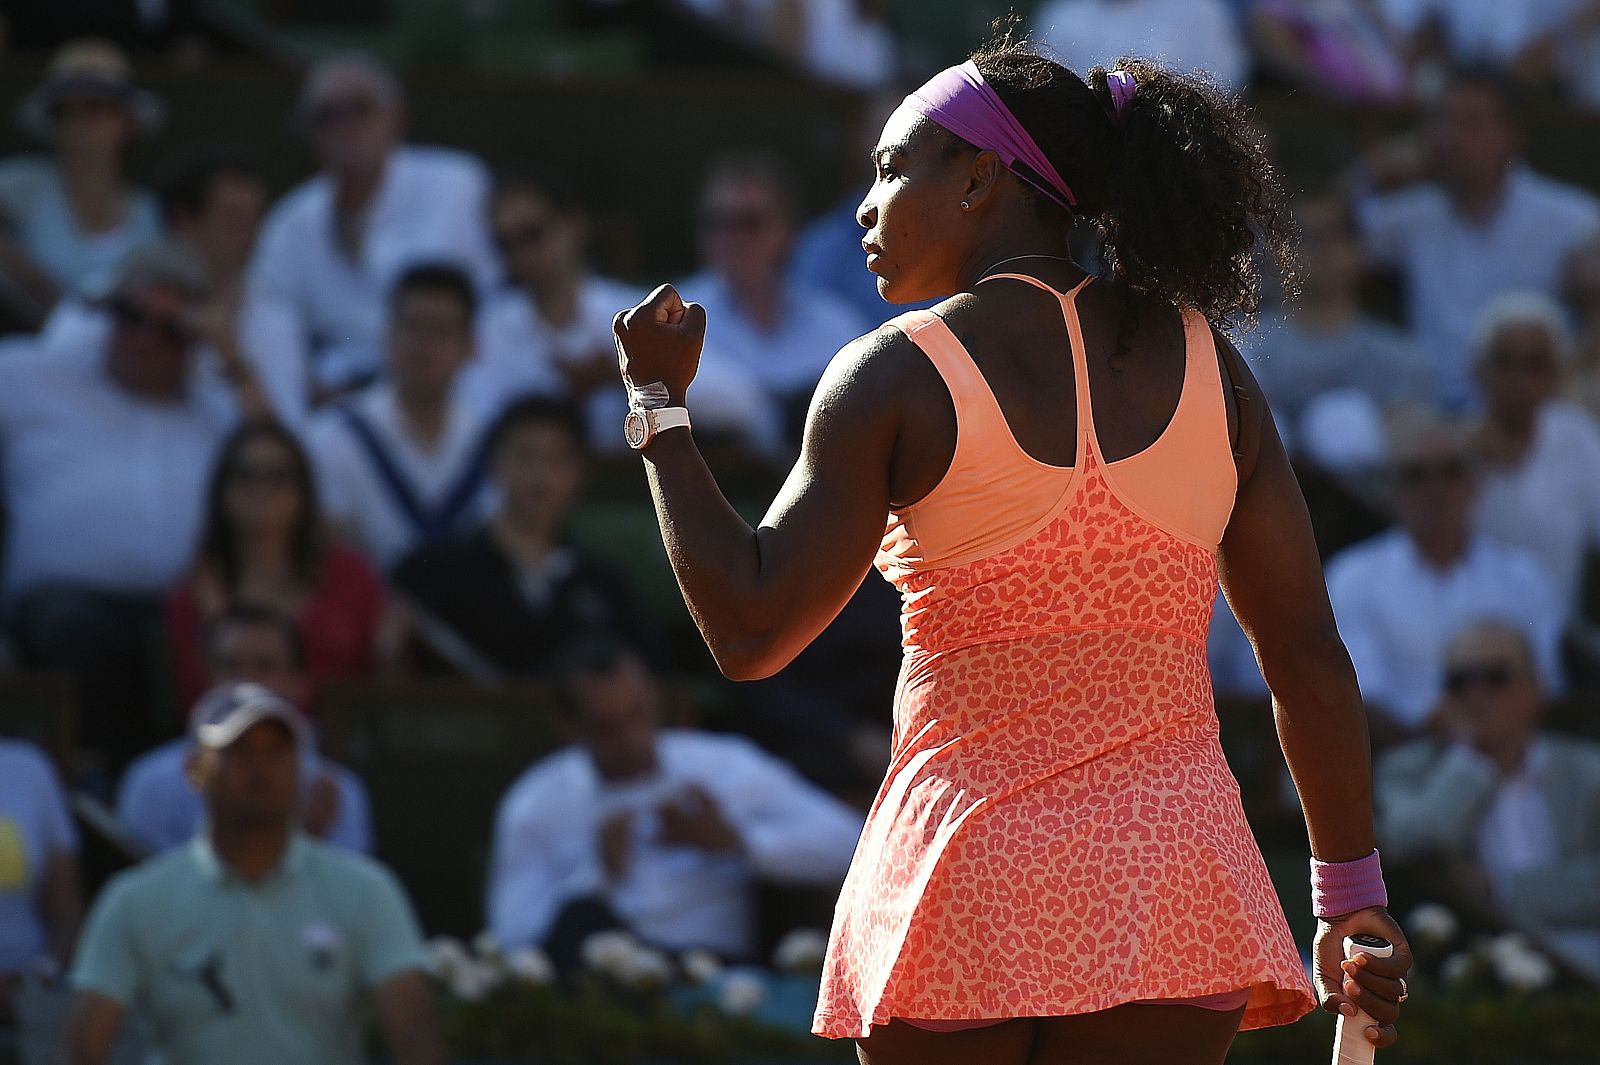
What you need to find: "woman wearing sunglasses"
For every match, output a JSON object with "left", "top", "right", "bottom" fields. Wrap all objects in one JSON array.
[
  {"left": 614, "top": 25, "right": 1411, "bottom": 1065},
  {"left": 167, "top": 420, "right": 392, "bottom": 712}
]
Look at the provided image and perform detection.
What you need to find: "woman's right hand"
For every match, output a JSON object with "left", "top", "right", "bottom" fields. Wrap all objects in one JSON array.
[
  {"left": 613, "top": 284, "right": 705, "bottom": 406},
  {"left": 1312, "top": 906, "right": 1414, "bottom": 1049}
]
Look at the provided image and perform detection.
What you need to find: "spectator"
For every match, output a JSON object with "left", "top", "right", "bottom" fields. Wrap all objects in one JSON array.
[
  {"left": 394, "top": 397, "right": 652, "bottom": 678},
  {"left": 66, "top": 683, "right": 442, "bottom": 1065},
  {"left": 1469, "top": 292, "right": 1600, "bottom": 624},
  {"left": 459, "top": 169, "right": 641, "bottom": 450},
  {"left": 1325, "top": 407, "right": 1563, "bottom": 741},
  {"left": 241, "top": 52, "right": 497, "bottom": 421},
  {"left": 1376, "top": 618, "right": 1600, "bottom": 982},
  {"left": 680, "top": 152, "right": 867, "bottom": 448},
  {"left": 0, "top": 40, "right": 163, "bottom": 322},
  {"left": 0, "top": 739, "right": 82, "bottom": 1026},
  {"left": 1032, "top": 0, "right": 1249, "bottom": 91},
  {"left": 156, "top": 147, "right": 267, "bottom": 315},
  {"left": 307, "top": 263, "right": 491, "bottom": 572},
  {"left": 1247, "top": 0, "right": 1410, "bottom": 102},
  {"left": 119, "top": 606, "right": 374, "bottom": 856},
  {"left": 1560, "top": 232, "right": 1600, "bottom": 423},
  {"left": 1241, "top": 190, "right": 1433, "bottom": 438},
  {"left": 488, "top": 638, "right": 862, "bottom": 963},
  {"left": 1357, "top": 67, "right": 1600, "bottom": 410},
  {"left": 0, "top": 245, "right": 262, "bottom": 769},
  {"left": 168, "top": 419, "right": 388, "bottom": 709}
]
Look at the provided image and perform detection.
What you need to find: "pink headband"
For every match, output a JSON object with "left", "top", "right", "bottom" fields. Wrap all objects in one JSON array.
[{"left": 906, "top": 60, "right": 1076, "bottom": 209}]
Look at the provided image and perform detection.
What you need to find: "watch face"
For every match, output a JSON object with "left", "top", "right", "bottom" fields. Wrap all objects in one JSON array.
[{"left": 624, "top": 410, "right": 648, "bottom": 449}]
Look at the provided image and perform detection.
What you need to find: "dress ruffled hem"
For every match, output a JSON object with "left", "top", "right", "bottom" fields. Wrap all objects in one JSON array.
[{"left": 812, "top": 975, "right": 1317, "bottom": 1040}]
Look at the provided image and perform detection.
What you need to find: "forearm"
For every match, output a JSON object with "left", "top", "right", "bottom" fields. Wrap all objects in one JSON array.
[
  {"left": 641, "top": 431, "right": 774, "bottom": 675},
  {"left": 215, "top": 336, "right": 276, "bottom": 422},
  {"left": 1265, "top": 633, "right": 1377, "bottom": 863}
]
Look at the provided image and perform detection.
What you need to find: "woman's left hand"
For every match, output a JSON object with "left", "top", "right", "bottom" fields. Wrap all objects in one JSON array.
[{"left": 613, "top": 284, "right": 705, "bottom": 405}]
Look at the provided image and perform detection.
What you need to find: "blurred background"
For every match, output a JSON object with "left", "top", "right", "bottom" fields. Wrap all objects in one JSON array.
[{"left": 0, "top": 1, "right": 1598, "bottom": 1062}]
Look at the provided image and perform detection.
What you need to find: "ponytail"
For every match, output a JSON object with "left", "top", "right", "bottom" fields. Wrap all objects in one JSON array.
[{"left": 971, "top": 28, "right": 1295, "bottom": 331}]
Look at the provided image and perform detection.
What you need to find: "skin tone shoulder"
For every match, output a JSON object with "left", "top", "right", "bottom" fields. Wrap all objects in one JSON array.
[{"left": 615, "top": 102, "right": 1411, "bottom": 1062}]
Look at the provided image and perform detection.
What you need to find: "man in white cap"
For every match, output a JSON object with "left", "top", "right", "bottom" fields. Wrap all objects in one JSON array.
[
  {"left": 115, "top": 604, "right": 374, "bottom": 856},
  {"left": 64, "top": 682, "right": 443, "bottom": 1065}
]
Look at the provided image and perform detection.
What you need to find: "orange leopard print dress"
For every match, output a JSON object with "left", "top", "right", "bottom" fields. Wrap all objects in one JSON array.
[{"left": 813, "top": 275, "right": 1316, "bottom": 1039}]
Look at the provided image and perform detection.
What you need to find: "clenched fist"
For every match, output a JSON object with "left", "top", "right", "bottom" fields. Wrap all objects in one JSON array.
[{"left": 613, "top": 283, "right": 706, "bottom": 405}]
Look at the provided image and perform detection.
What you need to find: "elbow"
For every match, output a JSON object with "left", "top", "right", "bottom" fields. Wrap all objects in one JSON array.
[
  {"left": 1256, "top": 625, "right": 1359, "bottom": 703},
  {"left": 706, "top": 629, "right": 792, "bottom": 683}
]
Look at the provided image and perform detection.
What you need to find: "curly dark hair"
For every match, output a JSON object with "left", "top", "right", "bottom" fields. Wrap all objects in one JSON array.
[{"left": 967, "top": 22, "right": 1295, "bottom": 331}]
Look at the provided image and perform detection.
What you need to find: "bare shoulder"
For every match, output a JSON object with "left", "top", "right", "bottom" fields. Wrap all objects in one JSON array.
[{"left": 808, "top": 317, "right": 944, "bottom": 423}]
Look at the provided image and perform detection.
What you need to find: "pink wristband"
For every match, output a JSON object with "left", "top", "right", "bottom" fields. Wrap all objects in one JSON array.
[{"left": 1310, "top": 848, "right": 1387, "bottom": 918}]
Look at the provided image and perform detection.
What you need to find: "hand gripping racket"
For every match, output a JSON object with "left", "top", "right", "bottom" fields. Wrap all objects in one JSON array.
[{"left": 1332, "top": 933, "right": 1393, "bottom": 1065}]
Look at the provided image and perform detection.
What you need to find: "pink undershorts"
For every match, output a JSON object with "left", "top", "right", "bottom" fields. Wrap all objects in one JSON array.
[{"left": 901, "top": 988, "right": 1252, "bottom": 1032}]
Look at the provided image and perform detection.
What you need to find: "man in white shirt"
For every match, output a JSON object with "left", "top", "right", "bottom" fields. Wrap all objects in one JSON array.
[
  {"left": 241, "top": 52, "right": 497, "bottom": 421},
  {"left": 1032, "top": 0, "right": 1248, "bottom": 91},
  {"left": 307, "top": 262, "right": 491, "bottom": 572},
  {"left": 679, "top": 153, "right": 868, "bottom": 453},
  {"left": 1358, "top": 69, "right": 1600, "bottom": 410},
  {"left": 488, "top": 637, "right": 862, "bottom": 964},
  {"left": 118, "top": 605, "right": 373, "bottom": 856},
  {"left": 0, "top": 245, "right": 252, "bottom": 767},
  {"left": 1376, "top": 618, "right": 1600, "bottom": 982},
  {"left": 1469, "top": 292, "right": 1600, "bottom": 623},
  {"left": 1325, "top": 408, "right": 1563, "bottom": 742},
  {"left": 458, "top": 169, "right": 642, "bottom": 451}
]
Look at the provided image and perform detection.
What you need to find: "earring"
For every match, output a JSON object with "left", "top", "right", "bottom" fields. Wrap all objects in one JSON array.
[{"left": 960, "top": 200, "right": 971, "bottom": 211}]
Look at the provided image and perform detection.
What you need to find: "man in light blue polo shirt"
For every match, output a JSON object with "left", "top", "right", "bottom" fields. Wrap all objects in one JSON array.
[{"left": 65, "top": 683, "right": 443, "bottom": 1065}]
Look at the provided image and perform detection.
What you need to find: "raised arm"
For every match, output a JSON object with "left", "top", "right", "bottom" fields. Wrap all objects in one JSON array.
[
  {"left": 1216, "top": 341, "right": 1412, "bottom": 1042},
  {"left": 613, "top": 285, "right": 903, "bottom": 680}
]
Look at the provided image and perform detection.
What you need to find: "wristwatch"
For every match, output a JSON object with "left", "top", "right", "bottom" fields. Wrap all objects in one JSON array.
[{"left": 624, "top": 406, "right": 691, "bottom": 450}]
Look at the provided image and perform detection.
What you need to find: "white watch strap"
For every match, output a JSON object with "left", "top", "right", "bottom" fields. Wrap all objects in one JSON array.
[{"left": 650, "top": 407, "right": 691, "bottom": 434}]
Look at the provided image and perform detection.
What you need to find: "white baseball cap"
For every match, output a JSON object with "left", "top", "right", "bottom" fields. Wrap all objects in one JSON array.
[{"left": 190, "top": 682, "right": 309, "bottom": 751}]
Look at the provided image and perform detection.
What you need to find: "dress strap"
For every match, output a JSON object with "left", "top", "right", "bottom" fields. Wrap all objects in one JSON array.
[
  {"left": 884, "top": 309, "right": 994, "bottom": 431},
  {"left": 979, "top": 273, "right": 1096, "bottom": 466}
]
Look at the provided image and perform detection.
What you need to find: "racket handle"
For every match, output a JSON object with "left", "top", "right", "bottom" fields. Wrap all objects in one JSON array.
[{"left": 1331, "top": 934, "right": 1393, "bottom": 1065}]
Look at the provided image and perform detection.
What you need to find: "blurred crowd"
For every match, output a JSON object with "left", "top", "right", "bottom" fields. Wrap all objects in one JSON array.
[{"left": 2, "top": 0, "right": 1600, "bottom": 1060}]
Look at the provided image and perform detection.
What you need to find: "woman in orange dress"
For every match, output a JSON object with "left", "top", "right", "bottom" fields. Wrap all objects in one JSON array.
[{"left": 613, "top": 30, "right": 1412, "bottom": 1065}]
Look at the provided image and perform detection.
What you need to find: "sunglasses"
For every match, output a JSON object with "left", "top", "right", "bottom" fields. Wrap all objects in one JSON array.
[
  {"left": 112, "top": 298, "right": 195, "bottom": 345},
  {"left": 1443, "top": 662, "right": 1519, "bottom": 696},
  {"left": 1393, "top": 458, "right": 1471, "bottom": 487},
  {"left": 229, "top": 462, "right": 298, "bottom": 487},
  {"left": 494, "top": 220, "right": 553, "bottom": 253}
]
